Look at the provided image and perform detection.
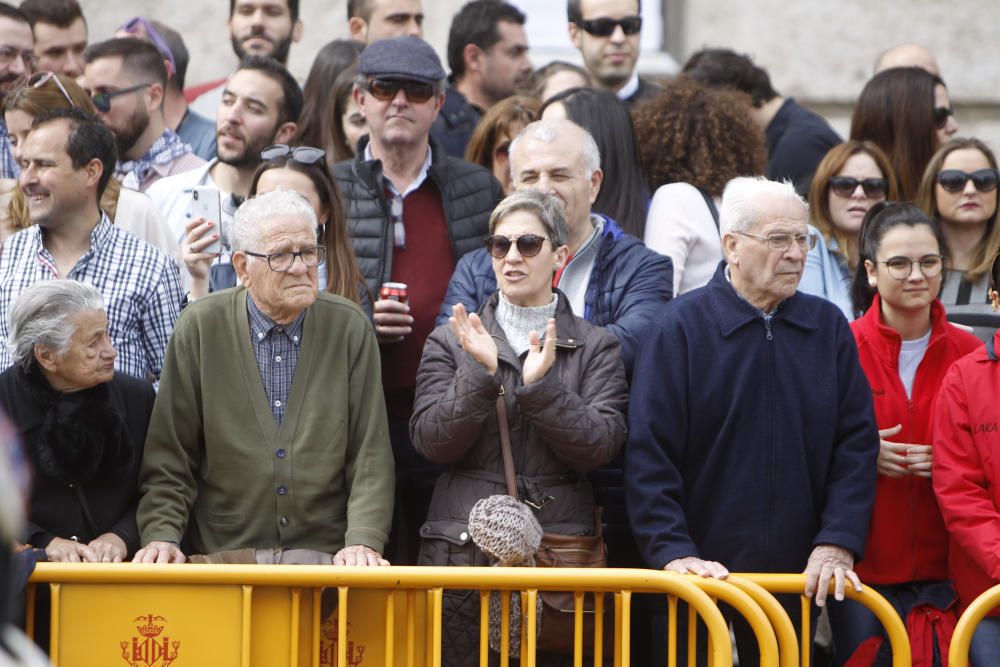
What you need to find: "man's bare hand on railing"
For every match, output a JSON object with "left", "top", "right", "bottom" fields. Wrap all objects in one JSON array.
[
  {"left": 664, "top": 556, "right": 729, "bottom": 579},
  {"left": 332, "top": 544, "right": 389, "bottom": 567},
  {"left": 132, "top": 541, "right": 186, "bottom": 564},
  {"left": 803, "top": 544, "right": 861, "bottom": 606}
]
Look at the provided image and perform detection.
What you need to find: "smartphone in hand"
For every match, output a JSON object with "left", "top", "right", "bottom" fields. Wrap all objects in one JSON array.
[{"left": 191, "top": 186, "right": 223, "bottom": 254}]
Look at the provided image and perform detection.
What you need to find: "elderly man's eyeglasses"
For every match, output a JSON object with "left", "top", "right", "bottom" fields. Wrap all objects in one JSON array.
[
  {"left": 244, "top": 246, "right": 326, "bottom": 272},
  {"left": 879, "top": 255, "right": 944, "bottom": 280},
  {"left": 578, "top": 16, "right": 642, "bottom": 37},
  {"left": 89, "top": 83, "right": 152, "bottom": 113},
  {"left": 484, "top": 234, "right": 550, "bottom": 259},
  {"left": 737, "top": 231, "right": 818, "bottom": 252},
  {"left": 0, "top": 45, "right": 36, "bottom": 70},
  {"left": 260, "top": 144, "right": 327, "bottom": 164},
  {"left": 27, "top": 72, "right": 76, "bottom": 108},
  {"left": 366, "top": 78, "right": 436, "bottom": 104}
]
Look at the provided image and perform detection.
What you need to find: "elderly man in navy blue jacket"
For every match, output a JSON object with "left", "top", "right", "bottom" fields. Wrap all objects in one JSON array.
[{"left": 626, "top": 176, "right": 879, "bottom": 663}]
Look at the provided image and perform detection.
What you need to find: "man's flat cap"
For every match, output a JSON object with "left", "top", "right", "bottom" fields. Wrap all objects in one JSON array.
[{"left": 358, "top": 36, "right": 446, "bottom": 84}]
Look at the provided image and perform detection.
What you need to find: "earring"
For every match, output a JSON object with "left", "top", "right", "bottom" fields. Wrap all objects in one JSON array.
[
  {"left": 868, "top": 277, "right": 877, "bottom": 287},
  {"left": 990, "top": 288, "right": 1000, "bottom": 312}
]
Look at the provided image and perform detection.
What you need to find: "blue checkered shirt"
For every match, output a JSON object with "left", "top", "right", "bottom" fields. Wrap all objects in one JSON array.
[
  {"left": 246, "top": 294, "right": 304, "bottom": 425},
  {"left": 0, "top": 121, "right": 18, "bottom": 179},
  {"left": 0, "top": 213, "right": 183, "bottom": 379}
]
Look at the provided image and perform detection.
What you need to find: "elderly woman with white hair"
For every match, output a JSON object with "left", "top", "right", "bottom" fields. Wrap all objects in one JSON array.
[
  {"left": 0, "top": 280, "right": 154, "bottom": 565},
  {"left": 411, "top": 190, "right": 629, "bottom": 665}
]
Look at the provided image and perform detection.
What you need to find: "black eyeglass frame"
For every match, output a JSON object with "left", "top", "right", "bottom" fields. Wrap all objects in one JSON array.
[
  {"left": 484, "top": 234, "right": 551, "bottom": 259},
  {"left": 936, "top": 168, "right": 1000, "bottom": 194},
  {"left": 90, "top": 82, "right": 153, "bottom": 113},
  {"left": 828, "top": 176, "right": 888, "bottom": 199},
  {"left": 577, "top": 15, "right": 643, "bottom": 37},
  {"left": 243, "top": 246, "right": 327, "bottom": 272}
]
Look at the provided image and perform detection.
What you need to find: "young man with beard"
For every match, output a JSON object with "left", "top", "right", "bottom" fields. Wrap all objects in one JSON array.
[
  {"left": 0, "top": 2, "right": 33, "bottom": 179},
  {"left": 147, "top": 56, "right": 300, "bottom": 293},
  {"left": 348, "top": 0, "right": 423, "bottom": 44},
  {"left": 83, "top": 38, "right": 203, "bottom": 192},
  {"left": 189, "top": 0, "right": 302, "bottom": 118},
  {"left": 19, "top": 0, "right": 86, "bottom": 79}
]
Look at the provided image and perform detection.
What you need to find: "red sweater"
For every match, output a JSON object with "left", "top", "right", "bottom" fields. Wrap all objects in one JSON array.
[
  {"left": 934, "top": 328, "right": 1000, "bottom": 612},
  {"left": 851, "top": 296, "right": 980, "bottom": 584}
]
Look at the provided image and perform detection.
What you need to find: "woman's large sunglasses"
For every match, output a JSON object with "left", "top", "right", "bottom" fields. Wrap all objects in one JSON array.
[
  {"left": 829, "top": 176, "right": 887, "bottom": 198},
  {"left": 933, "top": 105, "right": 954, "bottom": 130},
  {"left": 937, "top": 168, "right": 1000, "bottom": 194},
  {"left": 484, "top": 234, "right": 549, "bottom": 259},
  {"left": 260, "top": 144, "right": 327, "bottom": 165}
]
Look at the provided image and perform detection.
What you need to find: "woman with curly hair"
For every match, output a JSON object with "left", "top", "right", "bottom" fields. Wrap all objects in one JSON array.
[{"left": 632, "top": 76, "right": 766, "bottom": 294}]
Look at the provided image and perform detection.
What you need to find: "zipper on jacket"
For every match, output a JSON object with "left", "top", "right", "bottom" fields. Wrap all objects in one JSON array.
[{"left": 763, "top": 313, "right": 774, "bottom": 341}]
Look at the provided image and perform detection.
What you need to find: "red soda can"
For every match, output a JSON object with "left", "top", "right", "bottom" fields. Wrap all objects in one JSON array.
[{"left": 380, "top": 282, "right": 409, "bottom": 304}]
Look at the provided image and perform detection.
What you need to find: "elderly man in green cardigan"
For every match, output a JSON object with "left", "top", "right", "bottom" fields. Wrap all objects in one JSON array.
[{"left": 134, "top": 190, "right": 394, "bottom": 565}]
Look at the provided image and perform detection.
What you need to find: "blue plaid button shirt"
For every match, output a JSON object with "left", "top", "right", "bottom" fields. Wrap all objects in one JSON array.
[
  {"left": 0, "top": 121, "right": 18, "bottom": 179},
  {"left": 246, "top": 294, "right": 304, "bottom": 425},
  {"left": 0, "top": 213, "right": 183, "bottom": 379}
]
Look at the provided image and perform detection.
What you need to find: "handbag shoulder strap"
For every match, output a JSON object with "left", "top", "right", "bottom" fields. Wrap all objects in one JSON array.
[
  {"left": 495, "top": 385, "right": 519, "bottom": 499},
  {"left": 697, "top": 186, "right": 721, "bottom": 234}
]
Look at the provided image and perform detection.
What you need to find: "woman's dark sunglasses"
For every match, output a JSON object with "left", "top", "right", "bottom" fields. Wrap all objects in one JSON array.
[
  {"left": 366, "top": 78, "right": 435, "bottom": 104},
  {"left": 937, "top": 168, "right": 1000, "bottom": 194},
  {"left": 829, "top": 176, "right": 887, "bottom": 198},
  {"left": 933, "top": 105, "right": 954, "bottom": 130},
  {"left": 260, "top": 144, "right": 326, "bottom": 164},
  {"left": 484, "top": 234, "right": 549, "bottom": 259},
  {"left": 578, "top": 15, "right": 642, "bottom": 36}
]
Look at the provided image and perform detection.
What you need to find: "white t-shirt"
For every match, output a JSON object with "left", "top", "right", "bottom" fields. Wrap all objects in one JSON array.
[{"left": 898, "top": 329, "right": 932, "bottom": 398}]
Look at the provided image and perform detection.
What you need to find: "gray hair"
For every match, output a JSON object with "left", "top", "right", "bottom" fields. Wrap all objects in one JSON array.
[
  {"left": 508, "top": 119, "right": 601, "bottom": 177},
  {"left": 720, "top": 176, "right": 807, "bottom": 234},
  {"left": 489, "top": 190, "right": 569, "bottom": 248},
  {"left": 231, "top": 190, "right": 318, "bottom": 253},
  {"left": 8, "top": 280, "right": 105, "bottom": 371}
]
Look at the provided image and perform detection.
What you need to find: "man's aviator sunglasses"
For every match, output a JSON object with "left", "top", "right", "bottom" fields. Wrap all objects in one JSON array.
[{"left": 365, "top": 78, "right": 436, "bottom": 104}]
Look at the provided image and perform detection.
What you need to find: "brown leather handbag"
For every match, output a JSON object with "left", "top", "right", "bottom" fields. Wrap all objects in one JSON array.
[{"left": 494, "top": 389, "right": 607, "bottom": 655}]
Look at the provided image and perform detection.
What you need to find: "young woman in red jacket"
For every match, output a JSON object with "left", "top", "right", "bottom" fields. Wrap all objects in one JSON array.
[
  {"left": 828, "top": 202, "right": 981, "bottom": 665},
  {"left": 933, "top": 249, "right": 1000, "bottom": 665}
]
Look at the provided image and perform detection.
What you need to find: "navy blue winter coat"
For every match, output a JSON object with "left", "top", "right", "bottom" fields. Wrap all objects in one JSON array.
[
  {"left": 625, "top": 263, "right": 879, "bottom": 573},
  {"left": 436, "top": 215, "right": 673, "bottom": 375}
]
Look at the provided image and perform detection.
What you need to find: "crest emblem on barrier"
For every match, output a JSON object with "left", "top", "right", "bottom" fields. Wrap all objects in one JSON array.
[
  {"left": 319, "top": 617, "right": 365, "bottom": 666},
  {"left": 120, "top": 613, "right": 181, "bottom": 666}
]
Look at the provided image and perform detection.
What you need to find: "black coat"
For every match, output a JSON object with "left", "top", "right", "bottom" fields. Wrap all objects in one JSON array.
[{"left": 0, "top": 366, "right": 155, "bottom": 557}]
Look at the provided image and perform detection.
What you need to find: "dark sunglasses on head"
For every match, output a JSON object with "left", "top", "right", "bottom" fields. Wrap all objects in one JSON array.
[
  {"left": 933, "top": 105, "right": 954, "bottom": 130},
  {"left": 937, "top": 168, "right": 1000, "bottom": 194},
  {"left": 260, "top": 144, "right": 327, "bottom": 165},
  {"left": 366, "top": 78, "right": 436, "bottom": 104},
  {"left": 27, "top": 71, "right": 75, "bottom": 108},
  {"left": 829, "top": 176, "right": 887, "bottom": 199},
  {"left": 578, "top": 15, "right": 643, "bottom": 36},
  {"left": 90, "top": 82, "right": 151, "bottom": 113},
  {"left": 484, "top": 234, "right": 549, "bottom": 259}
]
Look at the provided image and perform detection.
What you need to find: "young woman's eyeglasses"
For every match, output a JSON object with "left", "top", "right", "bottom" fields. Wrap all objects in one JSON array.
[
  {"left": 936, "top": 168, "right": 1000, "bottom": 194},
  {"left": 260, "top": 144, "right": 326, "bottom": 165},
  {"left": 829, "top": 176, "right": 887, "bottom": 199},
  {"left": 243, "top": 246, "right": 326, "bottom": 272},
  {"left": 484, "top": 234, "right": 550, "bottom": 259},
  {"left": 879, "top": 254, "right": 944, "bottom": 280},
  {"left": 27, "top": 71, "right": 76, "bottom": 108}
]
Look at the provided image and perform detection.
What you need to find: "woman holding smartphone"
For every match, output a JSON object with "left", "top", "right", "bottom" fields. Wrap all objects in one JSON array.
[{"left": 827, "top": 202, "right": 980, "bottom": 664}]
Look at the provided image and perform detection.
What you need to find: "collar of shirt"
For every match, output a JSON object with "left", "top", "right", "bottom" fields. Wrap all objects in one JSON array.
[
  {"left": 616, "top": 72, "right": 640, "bottom": 101},
  {"left": 724, "top": 263, "right": 781, "bottom": 317},
  {"left": 117, "top": 128, "right": 193, "bottom": 184},
  {"left": 364, "top": 142, "right": 433, "bottom": 198},
  {"left": 246, "top": 292, "right": 305, "bottom": 346},
  {"left": 30, "top": 211, "right": 114, "bottom": 272}
]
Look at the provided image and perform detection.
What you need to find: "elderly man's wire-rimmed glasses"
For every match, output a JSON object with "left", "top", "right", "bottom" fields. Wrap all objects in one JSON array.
[
  {"left": 736, "top": 231, "right": 818, "bottom": 252},
  {"left": 244, "top": 246, "right": 327, "bottom": 272}
]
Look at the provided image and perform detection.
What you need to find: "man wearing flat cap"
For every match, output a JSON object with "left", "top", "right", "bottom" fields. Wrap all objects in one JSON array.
[{"left": 333, "top": 36, "right": 501, "bottom": 565}]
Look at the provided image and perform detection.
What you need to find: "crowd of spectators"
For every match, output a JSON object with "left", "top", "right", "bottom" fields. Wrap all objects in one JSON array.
[{"left": 1, "top": 0, "right": 999, "bottom": 665}]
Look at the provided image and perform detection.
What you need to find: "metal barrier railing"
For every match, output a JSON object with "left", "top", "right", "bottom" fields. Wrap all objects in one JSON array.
[
  {"left": 949, "top": 583, "right": 1000, "bottom": 667},
  {"left": 743, "top": 573, "right": 912, "bottom": 667},
  {"left": 27, "top": 564, "right": 759, "bottom": 667}
]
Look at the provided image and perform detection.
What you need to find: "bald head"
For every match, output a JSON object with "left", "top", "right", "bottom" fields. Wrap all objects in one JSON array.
[
  {"left": 509, "top": 119, "right": 603, "bottom": 251},
  {"left": 874, "top": 44, "right": 941, "bottom": 77}
]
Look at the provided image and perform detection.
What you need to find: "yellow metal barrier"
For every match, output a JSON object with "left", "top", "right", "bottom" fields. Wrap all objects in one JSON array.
[
  {"left": 27, "top": 565, "right": 753, "bottom": 667},
  {"left": 950, "top": 583, "right": 1000, "bottom": 667},
  {"left": 743, "top": 573, "right": 912, "bottom": 667}
]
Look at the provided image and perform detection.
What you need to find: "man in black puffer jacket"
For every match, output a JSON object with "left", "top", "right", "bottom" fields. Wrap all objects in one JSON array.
[{"left": 332, "top": 36, "right": 501, "bottom": 566}]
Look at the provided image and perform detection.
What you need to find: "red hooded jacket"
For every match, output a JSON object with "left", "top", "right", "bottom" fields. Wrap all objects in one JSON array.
[
  {"left": 851, "top": 297, "right": 980, "bottom": 584},
  {"left": 934, "top": 328, "right": 1000, "bottom": 613}
]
